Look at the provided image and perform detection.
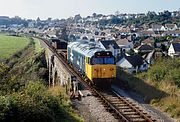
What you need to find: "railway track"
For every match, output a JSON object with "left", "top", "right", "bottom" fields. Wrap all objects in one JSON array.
[
  {"left": 101, "top": 90, "right": 156, "bottom": 122},
  {"left": 40, "top": 38, "right": 157, "bottom": 122}
]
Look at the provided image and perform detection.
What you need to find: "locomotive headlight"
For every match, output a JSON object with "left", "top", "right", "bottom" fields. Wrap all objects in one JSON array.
[
  {"left": 110, "top": 68, "right": 114, "bottom": 71},
  {"left": 103, "top": 68, "right": 106, "bottom": 71}
]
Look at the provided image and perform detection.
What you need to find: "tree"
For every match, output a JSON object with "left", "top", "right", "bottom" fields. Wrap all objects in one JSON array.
[
  {"left": 47, "top": 18, "right": 52, "bottom": 22},
  {"left": 115, "top": 11, "right": 120, "bottom": 16},
  {"left": 36, "top": 17, "right": 41, "bottom": 22},
  {"left": 147, "top": 11, "right": 157, "bottom": 19},
  {"left": 74, "top": 14, "right": 82, "bottom": 23},
  {"left": 92, "top": 13, "right": 97, "bottom": 17}
]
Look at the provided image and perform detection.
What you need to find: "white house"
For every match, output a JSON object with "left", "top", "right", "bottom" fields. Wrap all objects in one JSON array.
[
  {"left": 168, "top": 43, "right": 180, "bottom": 58},
  {"left": 116, "top": 38, "right": 133, "bottom": 51},
  {"left": 160, "top": 26, "right": 166, "bottom": 31},
  {"left": 116, "top": 55, "right": 148, "bottom": 73},
  {"left": 165, "top": 24, "right": 178, "bottom": 31},
  {"left": 99, "top": 40, "right": 121, "bottom": 58},
  {"left": 151, "top": 24, "right": 165, "bottom": 32}
]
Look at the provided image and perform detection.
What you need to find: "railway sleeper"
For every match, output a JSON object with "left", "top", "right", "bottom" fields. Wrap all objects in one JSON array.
[
  {"left": 141, "top": 112, "right": 148, "bottom": 115},
  {"left": 131, "top": 114, "right": 153, "bottom": 122},
  {"left": 128, "top": 114, "right": 141, "bottom": 118},
  {"left": 106, "top": 97, "right": 121, "bottom": 101},
  {"left": 132, "top": 112, "right": 150, "bottom": 119},
  {"left": 126, "top": 102, "right": 137, "bottom": 106},
  {"left": 121, "top": 109, "right": 134, "bottom": 112},
  {"left": 110, "top": 99, "right": 124, "bottom": 102},
  {"left": 116, "top": 104, "right": 128, "bottom": 106},
  {"left": 117, "top": 106, "right": 130, "bottom": 109},
  {"left": 108, "top": 97, "right": 122, "bottom": 101},
  {"left": 127, "top": 101, "right": 137, "bottom": 106},
  {"left": 130, "top": 118, "right": 147, "bottom": 122},
  {"left": 145, "top": 115, "right": 152, "bottom": 118},
  {"left": 134, "top": 105, "right": 140, "bottom": 108},
  {"left": 123, "top": 111, "right": 137, "bottom": 115},
  {"left": 113, "top": 102, "right": 126, "bottom": 105}
]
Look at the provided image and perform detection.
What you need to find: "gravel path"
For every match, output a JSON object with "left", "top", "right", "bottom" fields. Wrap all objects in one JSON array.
[
  {"left": 72, "top": 90, "right": 118, "bottom": 122},
  {"left": 112, "top": 85, "right": 177, "bottom": 122}
]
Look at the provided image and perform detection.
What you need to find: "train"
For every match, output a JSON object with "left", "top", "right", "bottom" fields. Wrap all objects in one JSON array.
[{"left": 67, "top": 40, "right": 116, "bottom": 87}]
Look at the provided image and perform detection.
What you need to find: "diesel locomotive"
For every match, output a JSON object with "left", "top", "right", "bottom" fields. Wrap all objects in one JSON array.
[{"left": 67, "top": 41, "right": 116, "bottom": 87}]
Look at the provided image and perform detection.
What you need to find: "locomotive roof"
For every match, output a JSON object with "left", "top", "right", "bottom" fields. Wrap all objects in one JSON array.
[{"left": 68, "top": 40, "right": 105, "bottom": 57}]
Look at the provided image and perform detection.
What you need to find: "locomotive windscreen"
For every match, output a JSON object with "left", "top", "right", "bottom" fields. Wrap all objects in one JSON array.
[
  {"left": 94, "top": 51, "right": 112, "bottom": 58},
  {"left": 92, "top": 51, "right": 115, "bottom": 65}
]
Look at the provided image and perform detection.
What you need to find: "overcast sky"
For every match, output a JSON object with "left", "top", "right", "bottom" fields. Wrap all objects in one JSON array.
[{"left": 0, "top": 0, "right": 179, "bottom": 19}]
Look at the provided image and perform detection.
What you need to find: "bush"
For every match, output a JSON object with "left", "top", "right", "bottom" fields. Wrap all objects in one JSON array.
[
  {"left": 148, "top": 65, "right": 166, "bottom": 82},
  {"left": 0, "top": 93, "right": 54, "bottom": 122},
  {"left": 0, "top": 63, "right": 9, "bottom": 79},
  {"left": 0, "top": 81, "right": 82, "bottom": 122},
  {"left": 169, "top": 68, "right": 180, "bottom": 87},
  {"left": 0, "top": 96, "right": 10, "bottom": 120}
]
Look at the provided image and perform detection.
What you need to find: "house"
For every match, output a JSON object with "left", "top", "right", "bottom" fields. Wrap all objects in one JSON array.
[
  {"left": 116, "top": 38, "right": 133, "bottom": 51},
  {"left": 134, "top": 44, "right": 154, "bottom": 53},
  {"left": 116, "top": 55, "right": 148, "bottom": 73},
  {"left": 139, "top": 30, "right": 155, "bottom": 37},
  {"left": 155, "top": 39, "right": 170, "bottom": 48},
  {"left": 142, "top": 50, "right": 155, "bottom": 66},
  {"left": 162, "top": 30, "right": 180, "bottom": 37},
  {"left": 99, "top": 40, "right": 120, "bottom": 58},
  {"left": 168, "top": 43, "right": 180, "bottom": 58},
  {"left": 165, "top": 24, "right": 178, "bottom": 31},
  {"left": 171, "top": 11, "right": 180, "bottom": 17},
  {"left": 141, "top": 38, "right": 154, "bottom": 46},
  {"left": 171, "top": 38, "right": 180, "bottom": 43},
  {"left": 119, "top": 26, "right": 131, "bottom": 34},
  {"left": 151, "top": 24, "right": 165, "bottom": 32}
]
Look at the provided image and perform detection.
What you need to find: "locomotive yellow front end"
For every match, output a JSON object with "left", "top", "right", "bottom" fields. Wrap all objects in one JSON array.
[{"left": 85, "top": 51, "right": 116, "bottom": 87}]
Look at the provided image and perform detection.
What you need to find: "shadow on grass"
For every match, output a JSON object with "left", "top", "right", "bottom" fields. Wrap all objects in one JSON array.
[{"left": 115, "top": 67, "right": 168, "bottom": 103}]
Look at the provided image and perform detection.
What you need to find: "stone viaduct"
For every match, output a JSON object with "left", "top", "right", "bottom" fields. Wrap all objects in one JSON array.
[{"left": 41, "top": 39, "right": 76, "bottom": 90}]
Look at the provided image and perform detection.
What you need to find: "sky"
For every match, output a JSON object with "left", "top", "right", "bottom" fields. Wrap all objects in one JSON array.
[{"left": 0, "top": 0, "right": 179, "bottom": 19}]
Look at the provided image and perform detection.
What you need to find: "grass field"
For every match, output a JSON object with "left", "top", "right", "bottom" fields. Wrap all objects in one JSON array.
[
  {"left": 34, "top": 38, "right": 43, "bottom": 53},
  {"left": 0, "top": 34, "right": 30, "bottom": 60}
]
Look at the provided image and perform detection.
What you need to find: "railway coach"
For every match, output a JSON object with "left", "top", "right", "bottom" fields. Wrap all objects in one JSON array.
[{"left": 67, "top": 40, "right": 116, "bottom": 87}]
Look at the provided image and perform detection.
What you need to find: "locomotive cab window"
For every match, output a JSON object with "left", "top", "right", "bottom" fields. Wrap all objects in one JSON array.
[
  {"left": 104, "top": 58, "right": 114, "bottom": 64},
  {"left": 92, "top": 57, "right": 115, "bottom": 65},
  {"left": 92, "top": 58, "right": 103, "bottom": 64}
]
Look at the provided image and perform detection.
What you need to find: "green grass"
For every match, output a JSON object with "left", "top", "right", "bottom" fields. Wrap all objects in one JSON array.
[
  {"left": 0, "top": 34, "right": 30, "bottom": 60},
  {"left": 33, "top": 38, "right": 43, "bottom": 53}
]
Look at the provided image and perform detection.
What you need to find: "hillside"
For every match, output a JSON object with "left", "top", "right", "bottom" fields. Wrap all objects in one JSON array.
[
  {"left": 0, "top": 37, "right": 83, "bottom": 122},
  {"left": 117, "top": 58, "right": 180, "bottom": 120},
  {"left": 136, "top": 58, "right": 180, "bottom": 119}
]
